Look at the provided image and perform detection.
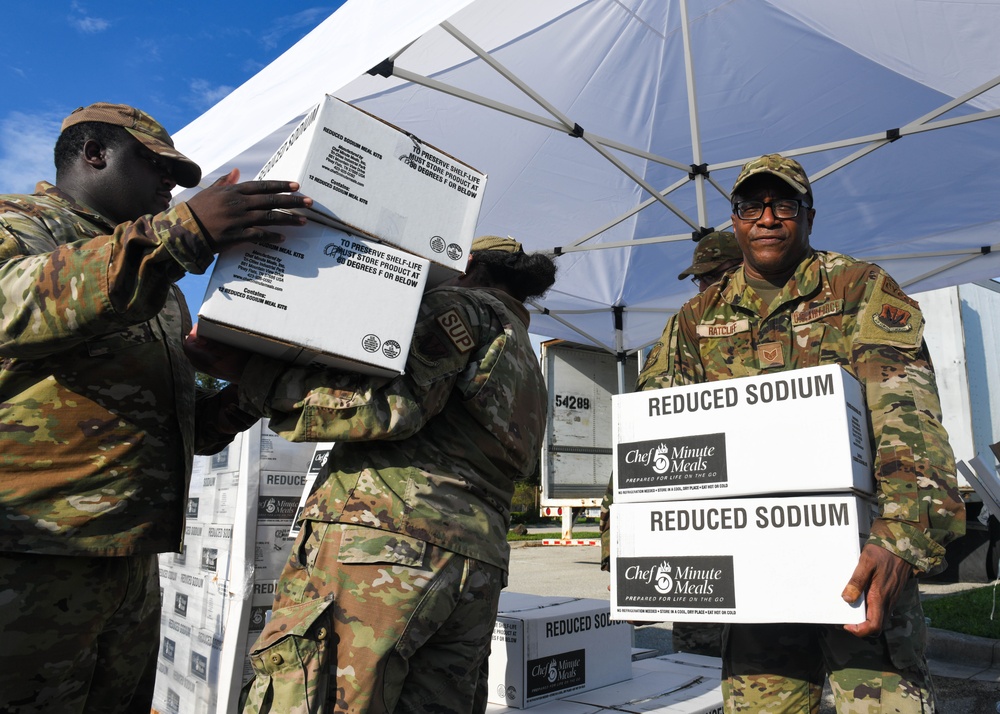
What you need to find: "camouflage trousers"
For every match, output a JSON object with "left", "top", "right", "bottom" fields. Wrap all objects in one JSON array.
[
  {"left": 721, "top": 580, "right": 935, "bottom": 713},
  {"left": 0, "top": 551, "right": 160, "bottom": 714},
  {"left": 241, "top": 521, "right": 504, "bottom": 714}
]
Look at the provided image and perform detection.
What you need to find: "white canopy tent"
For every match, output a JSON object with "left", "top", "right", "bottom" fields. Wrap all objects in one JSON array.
[{"left": 174, "top": 0, "right": 1000, "bottom": 365}]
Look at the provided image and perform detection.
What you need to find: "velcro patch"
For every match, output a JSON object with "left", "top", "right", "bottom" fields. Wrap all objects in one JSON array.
[
  {"left": 859, "top": 273, "right": 923, "bottom": 348},
  {"left": 435, "top": 309, "right": 476, "bottom": 354},
  {"left": 757, "top": 342, "right": 784, "bottom": 368},
  {"left": 792, "top": 300, "right": 843, "bottom": 325},
  {"left": 696, "top": 319, "right": 750, "bottom": 338}
]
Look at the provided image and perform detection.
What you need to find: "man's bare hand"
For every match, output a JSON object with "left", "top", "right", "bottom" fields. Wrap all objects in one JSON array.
[
  {"left": 185, "top": 168, "right": 313, "bottom": 249},
  {"left": 841, "top": 527, "right": 913, "bottom": 638}
]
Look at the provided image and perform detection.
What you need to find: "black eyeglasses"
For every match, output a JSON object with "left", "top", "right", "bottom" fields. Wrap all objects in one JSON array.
[{"left": 733, "top": 198, "right": 809, "bottom": 221}]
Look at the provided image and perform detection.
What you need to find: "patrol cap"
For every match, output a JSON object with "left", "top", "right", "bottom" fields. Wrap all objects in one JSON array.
[
  {"left": 471, "top": 235, "right": 523, "bottom": 254},
  {"left": 731, "top": 153, "right": 811, "bottom": 202},
  {"left": 61, "top": 102, "right": 202, "bottom": 188},
  {"left": 677, "top": 231, "right": 742, "bottom": 280}
]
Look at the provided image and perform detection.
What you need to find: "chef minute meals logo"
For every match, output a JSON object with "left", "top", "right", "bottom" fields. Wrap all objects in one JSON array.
[
  {"left": 617, "top": 432, "right": 727, "bottom": 491},
  {"left": 618, "top": 555, "right": 736, "bottom": 609}
]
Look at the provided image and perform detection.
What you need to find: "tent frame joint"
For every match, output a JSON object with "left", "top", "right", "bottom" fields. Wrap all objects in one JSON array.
[
  {"left": 688, "top": 162, "right": 709, "bottom": 179},
  {"left": 367, "top": 59, "right": 395, "bottom": 78},
  {"left": 886, "top": 127, "right": 901, "bottom": 142}
]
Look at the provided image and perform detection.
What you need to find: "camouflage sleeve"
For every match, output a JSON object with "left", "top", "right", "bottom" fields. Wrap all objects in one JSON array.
[
  {"left": 636, "top": 314, "right": 680, "bottom": 390},
  {"left": 0, "top": 202, "right": 213, "bottom": 359},
  {"left": 238, "top": 289, "right": 486, "bottom": 444},
  {"left": 850, "top": 271, "right": 965, "bottom": 574}
]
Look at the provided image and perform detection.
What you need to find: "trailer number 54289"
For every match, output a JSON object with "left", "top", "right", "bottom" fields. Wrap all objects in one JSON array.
[{"left": 555, "top": 395, "right": 591, "bottom": 410}]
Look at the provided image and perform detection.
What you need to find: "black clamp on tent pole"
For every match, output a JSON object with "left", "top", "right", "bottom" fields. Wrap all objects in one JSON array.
[
  {"left": 689, "top": 163, "right": 709, "bottom": 180},
  {"left": 981, "top": 246, "right": 992, "bottom": 255},
  {"left": 553, "top": 246, "right": 563, "bottom": 256},
  {"left": 367, "top": 59, "right": 395, "bottom": 78},
  {"left": 692, "top": 226, "right": 714, "bottom": 241},
  {"left": 569, "top": 123, "right": 585, "bottom": 138},
  {"left": 886, "top": 127, "right": 901, "bottom": 142}
]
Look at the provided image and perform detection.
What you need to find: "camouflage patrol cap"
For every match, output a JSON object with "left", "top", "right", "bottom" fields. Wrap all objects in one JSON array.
[
  {"left": 677, "top": 231, "right": 742, "bottom": 279},
  {"left": 732, "top": 153, "right": 811, "bottom": 202},
  {"left": 61, "top": 102, "right": 201, "bottom": 188},
  {"left": 471, "top": 235, "right": 523, "bottom": 253}
]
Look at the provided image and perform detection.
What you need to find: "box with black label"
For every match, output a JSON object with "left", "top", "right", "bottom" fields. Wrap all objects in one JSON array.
[
  {"left": 255, "top": 95, "right": 485, "bottom": 283},
  {"left": 198, "top": 221, "right": 428, "bottom": 377},
  {"left": 613, "top": 364, "right": 872, "bottom": 502},
  {"left": 487, "top": 592, "right": 632, "bottom": 709},
  {"left": 611, "top": 494, "right": 874, "bottom": 624}
]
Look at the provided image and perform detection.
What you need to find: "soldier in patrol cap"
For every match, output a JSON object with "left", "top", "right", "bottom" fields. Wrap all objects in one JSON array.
[
  {"left": 186, "top": 235, "right": 557, "bottom": 713},
  {"left": 0, "top": 102, "right": 311, "bottom": 712},
  {"left": 636, "top": 153, "right": 964, "bottom": 712},
  {"left": 676, "top": 230, "right": 743, "bottom": 292}
]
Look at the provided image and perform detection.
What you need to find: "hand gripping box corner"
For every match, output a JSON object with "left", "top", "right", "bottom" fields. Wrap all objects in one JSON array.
[
  {"left": 198, "top": 221, "right": 428, "bottom": 377},
  {"left": 613, "top": 364, "right": 873, "bottom": 503},
  {"left": 255, "top": 95, "right": 485, "bottom": 282},
  {"left": 610, "top": 494, "right": 874, "bottom": 625},
  {"left": 487, "top": 592, "right": 632, "bottom": 709}
]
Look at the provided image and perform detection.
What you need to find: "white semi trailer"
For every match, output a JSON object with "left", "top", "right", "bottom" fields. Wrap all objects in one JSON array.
[{"left": 539, "top": 340, "right": 639, "bottom": 539}]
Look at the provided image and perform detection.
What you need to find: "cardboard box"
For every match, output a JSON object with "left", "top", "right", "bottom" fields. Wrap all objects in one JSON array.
[
  {"left": 563, "top": 656, "right": 723, "bottom": 714},
  {"left": 198, "top": 222, "right": 428, "bottom": 377},
  {"left": 256, "top": 95, "right": 485, "bottom": 281},
  {"left": 484, "top": 656, "right": 723, "bottom": 714},
  {"left": 613, "top": 365, "right": 873, "bottom": 502},
  {"left": 487, "top": 592, "right": 632, "bottom": 709},
  {"left": 611, "top": 494, "right": 874, "bottom": 624}
]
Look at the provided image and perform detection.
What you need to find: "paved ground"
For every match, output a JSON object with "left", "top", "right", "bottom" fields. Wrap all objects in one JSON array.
[{"left": 507, "top": 540, "right": 1000, "bottom": 713}]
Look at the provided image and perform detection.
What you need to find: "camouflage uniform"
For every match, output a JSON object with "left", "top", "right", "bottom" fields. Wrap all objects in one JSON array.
[
  {"left": 238, "top": 286, "right": 547, "bottom": 714},
  {"left": 0, "top": 183, "right": 249, "bottom": 712},
  {"left": 643, "top": 249, "right": 965, "bottom": 711}
]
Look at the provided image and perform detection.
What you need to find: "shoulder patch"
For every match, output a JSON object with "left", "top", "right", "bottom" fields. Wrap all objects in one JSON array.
[
  {"left": 435, "top": 308, "right": 476, "bottom": 354},
  {"left": 858, "top": 273, "right": 923, "bottom": 348}
]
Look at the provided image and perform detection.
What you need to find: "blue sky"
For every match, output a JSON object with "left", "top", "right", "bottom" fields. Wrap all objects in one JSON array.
[{"left": 0, "top": 2, "right": 344, "bottom": 304}]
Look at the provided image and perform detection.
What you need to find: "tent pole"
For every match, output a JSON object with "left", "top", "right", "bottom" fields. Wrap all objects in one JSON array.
[
  {"left": 679, "top": 0, "right": 709, "bottom": 229},
  {"left": 614, "top": 306, "right": 626, "bottom": 395}
]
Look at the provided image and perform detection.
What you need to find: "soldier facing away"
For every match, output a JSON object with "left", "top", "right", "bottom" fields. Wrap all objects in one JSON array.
[
  {"left": 0, "top": 102, "right": 311, "bottom": 713},
  {"left": 638, "top": 154, "right": 965, "bottom": 712},
  {"left": 185, "top": 235, "right": 557, "bottom": 713}
]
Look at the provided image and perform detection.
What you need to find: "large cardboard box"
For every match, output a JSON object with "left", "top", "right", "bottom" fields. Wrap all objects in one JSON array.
[
  {"left": 611, "top": 494, "right": 874, "bottom": 624},
  {"left": 198, "top": 221, "right": 428, "bottom": 377},
  {"left": 488, "top": 592, "right": 632, "bottom": 709},
  {"left": 256, "top": 95, "right": 485, "bottom": 282},
  {"left": 613, "top": 365, "right": 873, "bottom": 502}
]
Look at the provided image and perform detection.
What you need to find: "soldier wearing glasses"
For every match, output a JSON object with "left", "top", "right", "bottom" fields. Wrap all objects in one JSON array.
[{"left": 638, "top": 154, "right": 964, "bottom": 712}]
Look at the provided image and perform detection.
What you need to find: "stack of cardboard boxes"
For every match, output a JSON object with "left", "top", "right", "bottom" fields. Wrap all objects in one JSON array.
[
  {"left": 609, "top": 364, "right": 877, "bottom": 625},
  {"left": 197, "top": 95, "right": 486, "bottom": 376}
]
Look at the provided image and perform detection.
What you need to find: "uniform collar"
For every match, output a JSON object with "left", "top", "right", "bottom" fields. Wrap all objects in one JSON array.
[
  {"left": 721, "top": 250, "right": 821, "bottom": 312},
  {"left": 34, "top": 181, "right": 117, "bottom": 232}
]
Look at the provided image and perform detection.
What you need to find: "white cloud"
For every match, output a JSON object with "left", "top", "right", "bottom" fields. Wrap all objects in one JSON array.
[
  {"left": 259, "top": 8, "right": 330, "bottom": 50},
  {"left": 188, "top": 79, "right": 236, "bottom": 110},
  {"left": 69, "top": 1, "right": 110, "bottom": 34},
  {"left": 0, "top": 111, "right": 62, "bottom": 194}
]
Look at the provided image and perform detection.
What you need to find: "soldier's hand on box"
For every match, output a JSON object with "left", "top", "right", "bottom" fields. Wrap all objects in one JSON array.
[
  {"left": 186, "top": 168, "right": 313, "bottom": 249},
  {"left": 840, "top": 539, "right": 912, "bottom": 638},
  {"left": 184, "top": 323, "right": 254, "bottom": 384}
]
